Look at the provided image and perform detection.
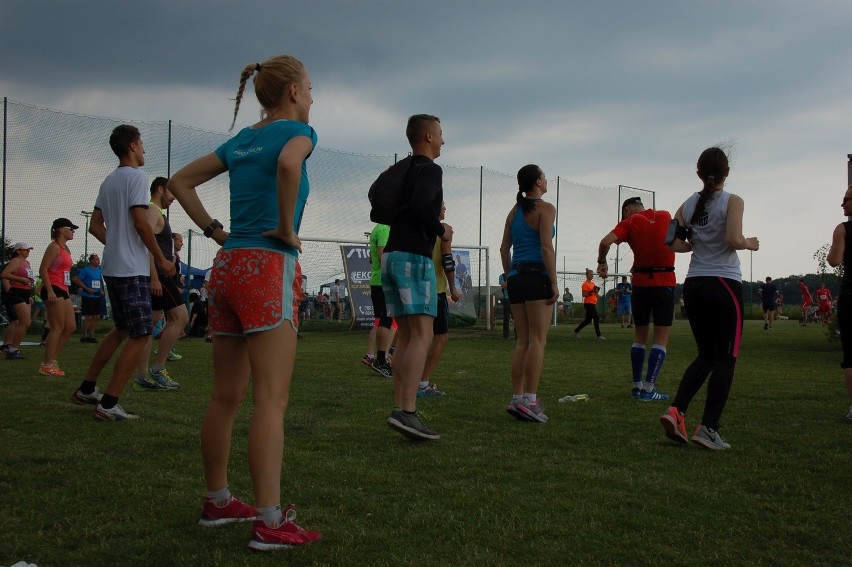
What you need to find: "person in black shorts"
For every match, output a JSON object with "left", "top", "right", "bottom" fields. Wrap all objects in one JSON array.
[
  {"left": 133, "top": 176, "right": 185, "bottom": 390},
  {"left": 757, "top": 276, "right": 779, "bottom": 331},
  {"left": 73, "top": 253, "right": 104, "bottom": 343},
  {"left": 418, "top": 201, "right": 461, "bottom": 397}
]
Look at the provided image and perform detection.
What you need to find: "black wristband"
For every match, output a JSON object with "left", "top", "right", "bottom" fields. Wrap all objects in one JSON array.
[
  {"left": 203, "top": 219, "right": 223, "bottom": 239},
  {"left": 597, "top": 259, "right": 606, "bottom": 264}
]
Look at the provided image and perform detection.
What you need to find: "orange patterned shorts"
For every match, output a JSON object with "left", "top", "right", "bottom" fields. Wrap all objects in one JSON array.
[{"left": 208, "top": 248, "right": 303, "bottom": 335}]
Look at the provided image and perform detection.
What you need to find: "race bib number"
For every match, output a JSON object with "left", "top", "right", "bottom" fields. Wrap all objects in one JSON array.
[
  {"left": 26, "top": 268, "right": 35, "bottom": 280},
  {"left": 64, "top": 271, "right": 71, "bottom": 286},
  {"left": 91, "top": 280, "right": 101, "bottom": 290}
]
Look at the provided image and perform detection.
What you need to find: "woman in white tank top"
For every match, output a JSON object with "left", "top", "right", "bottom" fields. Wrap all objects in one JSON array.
[{"left": 659, "top": 147, "right": 759, "bottom": 450}]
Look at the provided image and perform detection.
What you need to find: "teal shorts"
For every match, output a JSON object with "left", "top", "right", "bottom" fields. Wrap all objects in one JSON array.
[{"left": 381, "top": 251, "right": 437, "bottom": 318}]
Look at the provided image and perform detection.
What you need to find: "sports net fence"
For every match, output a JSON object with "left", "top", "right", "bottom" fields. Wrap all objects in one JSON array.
[{"left": 1, "top": 98, "right": 653, "bottom": 322}]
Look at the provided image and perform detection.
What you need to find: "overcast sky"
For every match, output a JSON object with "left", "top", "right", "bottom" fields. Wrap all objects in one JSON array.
[{"left": 2, "top": 0, "right": 850, "bottom": 280}]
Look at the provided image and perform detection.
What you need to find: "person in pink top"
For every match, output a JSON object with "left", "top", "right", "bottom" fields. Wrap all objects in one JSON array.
[
  {"left": 37, "top": 217, "right": 79, "bottom": 376},
  {"left": 1, "top": 242, "right": 36, "bottom": 359}
]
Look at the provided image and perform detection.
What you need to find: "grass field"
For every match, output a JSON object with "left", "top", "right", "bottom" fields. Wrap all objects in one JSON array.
[{"left": 0, "top": 318, "right": 849, "bottom": 566}]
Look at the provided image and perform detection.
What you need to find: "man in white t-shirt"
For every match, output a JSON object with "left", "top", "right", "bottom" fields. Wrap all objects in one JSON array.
[{"left": 71, "top": 124, "right": 175, "bottom": 421}]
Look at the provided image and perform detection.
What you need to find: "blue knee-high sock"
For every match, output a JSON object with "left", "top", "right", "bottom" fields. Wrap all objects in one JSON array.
[
  {"left": 645, "top": 344, "right": 667, "bottom": 389},
  {"left": 630, "top": 344, "right": 646, "bottom": 387}
]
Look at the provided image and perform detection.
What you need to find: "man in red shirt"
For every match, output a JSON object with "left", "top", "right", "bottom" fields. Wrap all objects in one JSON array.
[
  {"left": 597, "top": 197, "right": 676, "bottom": 401},
  {"left": 799, "top": 279, "right": 813, "bottom": 326},
  {"left": 816, "top": 282, "right": 833, "bottom": 325}
]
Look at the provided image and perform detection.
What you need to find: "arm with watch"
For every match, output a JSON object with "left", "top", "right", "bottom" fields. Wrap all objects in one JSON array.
[
  {"left": 165, "top": 152, "right": 230, "bottom": 246},
  {"left": 596, "top": 232, "right": 619, "bottom": 278}
]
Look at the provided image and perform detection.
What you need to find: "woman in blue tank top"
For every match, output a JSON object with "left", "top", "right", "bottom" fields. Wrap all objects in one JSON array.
[{"left": 499, "top": 164, "right": 558, "bottom": 423}]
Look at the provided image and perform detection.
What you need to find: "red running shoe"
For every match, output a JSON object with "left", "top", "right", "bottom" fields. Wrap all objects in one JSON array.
[
  {"left": 198, "top": 496, "right": 258, "bottom": 527},
  {"left": 660, "top": 406, "right": 688, "bottom": 444},
  {"left": 248, "top": 505, "right": 322, "bottom": 551}
]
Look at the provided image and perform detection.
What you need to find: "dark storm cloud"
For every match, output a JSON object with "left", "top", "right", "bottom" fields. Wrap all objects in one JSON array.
[{"left": 2, "top": 0, "right": 852, "bottom": 275}]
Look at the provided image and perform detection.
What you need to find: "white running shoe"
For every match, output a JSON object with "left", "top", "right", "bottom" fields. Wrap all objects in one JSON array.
[
  {"left": 94, "top": 403, "right": 139, "bottom": 421},
  {"left": 691, "top": 425, "right": 731, "bottom": 450}
]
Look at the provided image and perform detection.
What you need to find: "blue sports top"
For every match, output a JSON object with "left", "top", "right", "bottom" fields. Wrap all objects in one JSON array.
[
  {"left": 76, "top": 265, "right": 103, "bottom": 298},
  {"left": 510, "top": 204, "right": 555, "bottom": 272},
  {"left": 214, "top": 120, "right": 317, "bottom": 256}
]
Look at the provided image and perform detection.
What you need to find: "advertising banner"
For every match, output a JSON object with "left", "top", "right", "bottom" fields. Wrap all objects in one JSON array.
[
  {"left": 340, "top": 245, "right": 374, "bottom": 330},
  {"left": 341, "top": 245, "right": 477, "bottom": 329}
]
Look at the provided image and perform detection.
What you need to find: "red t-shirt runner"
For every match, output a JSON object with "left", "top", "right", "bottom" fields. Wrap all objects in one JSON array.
[{"left": 610, "top": 209, "right": 676, "bottom": 287}]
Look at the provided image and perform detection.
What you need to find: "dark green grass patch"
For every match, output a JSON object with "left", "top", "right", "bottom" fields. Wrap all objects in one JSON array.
[{"left": 0, "top": 319, "right": 848, "bottom": 566}]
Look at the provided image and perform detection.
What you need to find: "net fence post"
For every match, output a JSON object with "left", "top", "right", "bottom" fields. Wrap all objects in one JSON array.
[{"left": 1, "top": 97, "right": 7, "bottom": 264}]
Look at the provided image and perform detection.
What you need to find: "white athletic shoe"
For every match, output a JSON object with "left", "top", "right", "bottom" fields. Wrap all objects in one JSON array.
[{"left": 691, "top": 425, "right": 731, "bottom": 450}]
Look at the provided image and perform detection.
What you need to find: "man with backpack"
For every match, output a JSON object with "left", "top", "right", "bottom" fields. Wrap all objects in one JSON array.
[{"left": 374, "top": 114, "right": 451, "bottom": 441}]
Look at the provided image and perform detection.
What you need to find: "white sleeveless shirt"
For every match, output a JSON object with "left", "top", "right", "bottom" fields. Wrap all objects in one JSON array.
[{"left": 681, "top": 190, "right": 741, "bottom": 281}]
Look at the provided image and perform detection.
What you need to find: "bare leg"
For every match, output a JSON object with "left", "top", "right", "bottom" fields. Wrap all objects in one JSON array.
[
  {"left": 520, "top": 300, "right": 551, "bottom": 394},
  {"left": 246, "top": 324, "right": 297, "bottom": 507},
  {"left": 393, "top": 315, "right": 433, "bottom": 412},
  {"left": 153, "top": 304, "right": 188, "bottom": 366},
  {"left": 103, "top": 335, "right": 151, "bottom": 397},
  {"left": 510, "top": 304, "right": 529, "bottom": 395},
  {"left": 201, "top": 335, "right": 250, "bottom": 492},
  {"left": 421, "top": 333, "right": 448, "bottom": 381}
]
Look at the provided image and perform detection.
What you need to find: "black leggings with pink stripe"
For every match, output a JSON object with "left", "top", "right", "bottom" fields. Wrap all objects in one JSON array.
[{"left": 673, "top": 277, "right": 744, "bottom": 430}]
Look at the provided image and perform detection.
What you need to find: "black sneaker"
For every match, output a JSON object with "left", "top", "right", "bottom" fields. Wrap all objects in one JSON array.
[
  {"left": 387, "top": 410, "right": 439, "bottom": 440},
  {"left": 371, "top": 361, "right": 393, "bottom": 377},
  {"left": 5, "top": 348, "right": 24, "bottom": 360}
]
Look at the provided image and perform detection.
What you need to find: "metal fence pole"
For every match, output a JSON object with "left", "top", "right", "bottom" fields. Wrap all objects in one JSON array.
[{"left": 1, "top": 97, "right": 7, "bottom": 263}]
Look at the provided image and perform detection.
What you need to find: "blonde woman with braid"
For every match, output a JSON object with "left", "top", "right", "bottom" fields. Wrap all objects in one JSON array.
[
  {"left": 168, "top": 55, "right": 321, "bottom": 551},
  {"left": 660, "top": 147, "right": 759, "bottom": 450}
]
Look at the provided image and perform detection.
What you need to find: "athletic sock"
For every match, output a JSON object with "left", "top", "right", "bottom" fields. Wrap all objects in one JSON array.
[
  {"left": 512, "top": 394, "right": 523, "bottom": 402},
  {"left": 78, "top": 380, "right": 97, "bottom": 395},
  {"left": 100, "top": 394, "right": 119, "bottom": 409},
  {"left": 419, "top": 380, "right": 429, "bottom": 390},
  {"left": 377, "top": 350, "right": 387, "bottom": 364},
  {"left": 150, "top": 363, "right": 165, "bottom": 373},
  {"left": 204, "top": 486, "right": 233, "bottom": 507},
  {"left": 630, "top": 344, "right": 646, "bottom": 386},
  {"left": 524, "top": 393, "right": 537, "bottom": 402},
  {"left": 644, "top": 344, "right": 667, "bottom": 391},
  {"left": 259, "top": 505, "right": 284, "bottom": 529}
]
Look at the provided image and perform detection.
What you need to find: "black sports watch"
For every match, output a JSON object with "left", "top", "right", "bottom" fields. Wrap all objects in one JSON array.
[{"left": 204, "top": 219, "right": 223, "bottom": 239}]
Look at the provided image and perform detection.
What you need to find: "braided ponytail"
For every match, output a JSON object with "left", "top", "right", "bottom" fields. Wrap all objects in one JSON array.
[
  {"left": 691, "top": 147, "right": 729, "bottom": 225},
  {"left": 229, "top": 63, "right": 258, "bottom": 133},
  {"left": 228, "top": 55, "right": 305, "bottom": 133}
]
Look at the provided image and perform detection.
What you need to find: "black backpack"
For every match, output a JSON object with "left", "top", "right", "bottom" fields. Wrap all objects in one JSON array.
[{"left": 368, "top": 156, "right": 417, "bottom": 224}]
